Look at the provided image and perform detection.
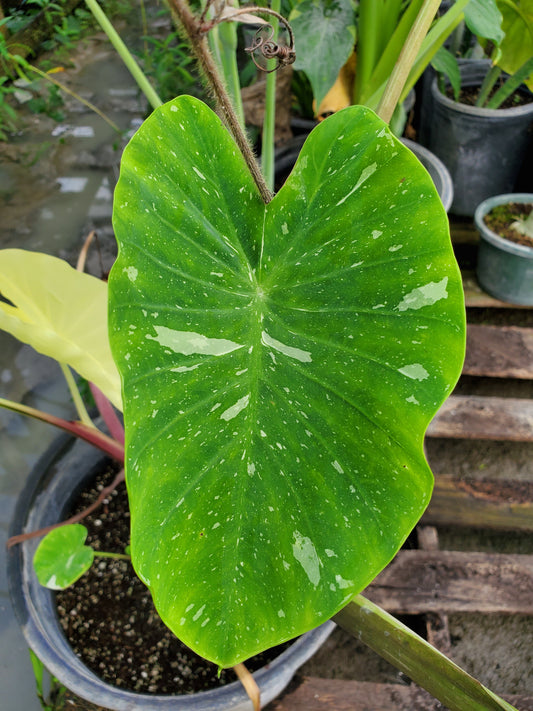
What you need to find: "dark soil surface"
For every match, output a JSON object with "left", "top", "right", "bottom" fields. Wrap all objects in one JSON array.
[
  {"left": 484, "top": 202, "right": 533, "bottom": 248},
  {"left": 446, "top": 83, "right": 533, "bottom": 109},
  {"left": 55, "top": 466, "right": 291, "bottom": 695}
]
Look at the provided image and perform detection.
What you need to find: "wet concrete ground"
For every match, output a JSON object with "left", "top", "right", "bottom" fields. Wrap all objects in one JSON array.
[{"left": 0, "top": 30, "right": 146, "bottom": 710}]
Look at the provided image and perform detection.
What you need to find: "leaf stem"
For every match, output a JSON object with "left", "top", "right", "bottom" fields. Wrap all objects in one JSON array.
[
  {"left": 335, "top": 596, "right": 518, "bottom": 711},
  {"left": 376, "top": 0, "right": 441, "bottom": 123},
  {"left": 59, "top": 362, "right": 94, "bottom": 428},
  {"left": 95, "top": 551, "right": 130, "bottom": 560},
  {"left": 0, "top": 397, "right": 124, "bottom": 461},
  {"left": 167, "top": 0, "right": 272, "bottom": 204},
  {"left": 84, "top": 0, "right": 163, "bottom": 110},
  {"left": 261, "top": 0, "right": 281, "bottom": 191}
]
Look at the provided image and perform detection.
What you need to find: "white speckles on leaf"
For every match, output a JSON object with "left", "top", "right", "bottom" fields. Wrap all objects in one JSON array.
[
  {"left": 397, "top": 277, "right": 449, "bottom": 312},
  {"left": 220, "top": 394, "right": 250, "bottom": 421},
  {"left": 292, "top": 531, "right": 321, "bottom": 587},
  {"left": 262, "top": 331, "right": 311, "bottom": 363},
  {"left": 372, "top": 230, "right": 382, "bottom": 239},
  {"left": 398, "top": 363, "right": 429, "bottom": 381},
  {"left": 336, "top": 162, "right": 377, "bottom": 206},
  {"left": 124, "top": 266, "right": 138, "bottom": 282},
  {"left": 146, "top": 327, "right": 243, "bottom": 356},
  {"left": 332, "top": 460, "right": 344, "bottom": 474}
]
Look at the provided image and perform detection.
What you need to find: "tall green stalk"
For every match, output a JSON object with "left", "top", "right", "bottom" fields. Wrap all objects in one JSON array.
[
  {"left": 261, "top": 0, "right": 281, "bottom": 192},
  {"left": 335, "top": 596, "right": 518, "bottom": 711},
  {"left": 376, "top": 0, "right": 441, "bottom": 123},
  {"left": 216, "top": 20, "right": 245, "bottom": 130},
  {"left": 84, "top": 0, "right": 163, "bottom": 110}
]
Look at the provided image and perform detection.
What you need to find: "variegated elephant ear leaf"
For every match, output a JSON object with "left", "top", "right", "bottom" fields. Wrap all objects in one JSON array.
[{"left": 109, "top": 95, "right": 465, "bottom": 667}]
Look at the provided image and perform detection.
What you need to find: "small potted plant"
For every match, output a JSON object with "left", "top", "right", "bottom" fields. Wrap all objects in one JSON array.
[
  {"left": 420, "top": 0, "right": 533, "bottom": 216},
  {"left": 475, "top": 192, "right": 533, "bottom": 304}
]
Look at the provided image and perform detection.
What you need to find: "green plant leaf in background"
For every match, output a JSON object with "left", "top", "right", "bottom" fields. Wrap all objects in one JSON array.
[
  {"left": 464, "top": 0, "right": 505, "bottom": 45},
  {"left": 290, "top": 0, "right": 356, "bottom": 109},
  {"left": 34, "top": 524, "right": 94, "bottom": 590},
  {"left": 495, "top": 0, "right": 533, "bottom": 90},
  {"left": 0, "top": 250, "right": 122, "bottom": 410},
  {"left": 109, "top": 96, "right": 465, "bottom": 667},
  {"left": 432, "top": 46, "right": 462, "bottom": 100}
]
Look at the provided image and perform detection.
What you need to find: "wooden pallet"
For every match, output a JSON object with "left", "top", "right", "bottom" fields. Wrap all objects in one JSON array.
[{"left": 268, "top": 227, "right": 533, "bottom": 710}]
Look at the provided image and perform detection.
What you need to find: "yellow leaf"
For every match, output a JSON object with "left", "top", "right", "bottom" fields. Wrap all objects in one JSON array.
[{"left": 0, "top": 250, "right": 122, "bottom": 410}]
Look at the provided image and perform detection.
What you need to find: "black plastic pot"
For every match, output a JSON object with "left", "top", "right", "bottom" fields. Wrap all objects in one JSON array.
[
  {"left": 421, "top": 61, "right": 533, "bottom": 217},
  {"left": 475, "top": 193, "right": 533, "bottom": 306},
  {"left": 8, "top": 434, "right": 334, "bottom": 711}
]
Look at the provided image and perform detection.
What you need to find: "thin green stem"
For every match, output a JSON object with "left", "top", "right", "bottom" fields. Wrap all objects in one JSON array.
[
  {"left": 262, "top": 0, "right": 281, "bottom": 192},
  {"left": 335, "top": 596, "right": 518, "bottom": 711},
  {"left": 476, "top": 64, "right": 501, "bottom": 107},
  {"left": 487, "top": 55, "right": 533, "bottom": 109},
  {"left": 353, "top": 0, "right": 380, "bottom": 104},
  {"left": 217, "top": 20, "right": 245, "bottom": 130},
  {"left": 96, "top": 551, "right": 130, "bottom": 560},
  {"left": 376, "top": 0, "right": 441, "bottom": 124},
  {"left": 59, "top": 362, "right": 94, "bottom": 428},
  {"left": 84, "top": 0, "right": 163, "bottom": 110}
]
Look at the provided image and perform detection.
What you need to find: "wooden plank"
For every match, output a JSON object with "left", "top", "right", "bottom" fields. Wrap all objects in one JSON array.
[
  {"left": 365, "top": 551, "right": 533, "bottom": 615},
  {"left": 427, "top": 394, "right": 533, "bottom": 441},
  {"left": 464, "top": 324, "right": 533, "bottom": 379},
  {"left": 267, "top": 678, "right": 533, "bottom": 711},
  {"left": 424, "top": 476, "right": 533, "bottom": 531}
]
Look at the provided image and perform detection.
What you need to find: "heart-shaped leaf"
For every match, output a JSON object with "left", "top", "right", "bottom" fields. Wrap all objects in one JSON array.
[
  {"left": 34, "top": 524, "right": 94, "bottom": 590},
  {"left": 0, "top": 250, "right": 121, "bottom": 410},
  {"left": 109, "top": 96, "right": 465, "bottom": 667},
  {"left": 290, "top": 0, "right": 356, "bottom": 109}
]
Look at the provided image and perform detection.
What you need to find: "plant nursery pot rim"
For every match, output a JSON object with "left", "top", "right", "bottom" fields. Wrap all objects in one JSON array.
[
  {"left": 431, "top": 74, "right": 533, "bottom": 119},
  {"left": 8, "top": 433, "right": 335, "bottom": 711},
  {"left": 474, "top": 193, "right": 533, "bottom": 259}
]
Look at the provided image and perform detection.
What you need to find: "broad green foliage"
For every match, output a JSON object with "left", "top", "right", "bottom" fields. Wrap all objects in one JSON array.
[
  {"left": 109, "top": 96, "right": 465, "bottom": 667},
  {"left": 464, "top": 0, "right": 504, "bottom": 45},
  {"left": 34, "top": 524, "right": 94, "bottom": 590},
  {"left": 290, "top": 0, "right": 356, "bottom": 108},
  {"left": 0, "top": 250, "right": 122, "bottom": 410},
  {"left": 496, "top": 0, "right": 533, "bottom": 90}
]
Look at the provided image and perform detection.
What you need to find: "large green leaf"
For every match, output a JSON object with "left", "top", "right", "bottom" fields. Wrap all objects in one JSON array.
[
  {"left": 290, "top": 0, "right": 356, "bottom": 108},
  {"left": 109, "top": 96, "right": 465, "bottom": 667},
  {"left": 0, "top": 250, "right": 121, "bottom": 410}
]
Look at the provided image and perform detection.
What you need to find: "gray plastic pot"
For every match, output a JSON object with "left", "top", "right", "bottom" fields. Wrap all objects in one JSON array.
[
  {"left": 8, "top": 434, "right": 334, "bottom": 711},
  {"left": 423, "top": 61, "right": 533, "bottom": 217},
  {"left": 475, "top": 193, "right": 533, "bottom": 306},
  {"left": 401, "top": 138, "right": 454, "bottom": 212}
]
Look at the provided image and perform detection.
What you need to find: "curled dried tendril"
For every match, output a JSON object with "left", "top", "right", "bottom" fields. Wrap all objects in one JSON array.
[{"left": 244, "top": 24, "right": 296, "bottom": 73}]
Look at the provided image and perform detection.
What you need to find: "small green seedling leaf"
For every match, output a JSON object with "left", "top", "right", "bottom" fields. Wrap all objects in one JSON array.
[
  {"left": 511, "top": 211, "right": 533, "bottom": 239},
  {"left": 34, "top": 524, "right": 94, "bottom": 590}
]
